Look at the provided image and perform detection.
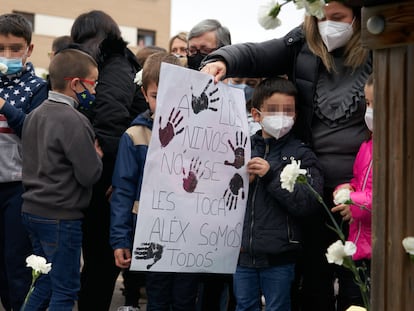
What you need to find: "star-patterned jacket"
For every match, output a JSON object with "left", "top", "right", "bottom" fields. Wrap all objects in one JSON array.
[{"left": 0, "top": 62, "right": 48, "bottom": 182}]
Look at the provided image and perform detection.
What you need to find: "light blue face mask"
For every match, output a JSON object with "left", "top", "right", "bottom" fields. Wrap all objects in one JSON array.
[
  {"left": 0, "top": 56, "right": 24, "bottom": 75},
  {"left": 228, "top": 82, "right": 255, "bottom": 102}
]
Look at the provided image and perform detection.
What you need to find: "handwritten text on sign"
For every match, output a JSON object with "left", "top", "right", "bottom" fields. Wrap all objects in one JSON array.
[{"left": 131, "top": 63, "right": 250, "bottom": 273}]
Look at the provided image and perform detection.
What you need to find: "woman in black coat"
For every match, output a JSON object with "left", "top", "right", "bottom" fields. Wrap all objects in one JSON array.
[{"left": 70, "top": 10, "right": 141, "bottom": 311}]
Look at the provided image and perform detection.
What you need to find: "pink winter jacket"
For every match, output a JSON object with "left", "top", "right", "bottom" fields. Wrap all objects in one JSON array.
[{"left": 348, "top": 138, "right": 373, "bottom": 260}]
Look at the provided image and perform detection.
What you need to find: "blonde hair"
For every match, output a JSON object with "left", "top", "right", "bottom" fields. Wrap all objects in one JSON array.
[{"left": 303, "top": 14, "right": 369, "bottom": 73}]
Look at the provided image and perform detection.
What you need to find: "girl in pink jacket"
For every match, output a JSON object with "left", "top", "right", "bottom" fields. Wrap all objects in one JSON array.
[{"left": 332, "top": 74, "right": 373, "bottom": 310}]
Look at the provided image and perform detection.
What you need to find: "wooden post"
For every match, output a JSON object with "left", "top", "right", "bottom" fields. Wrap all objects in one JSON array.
[{"left": 361, "top": 1, "right": 414, "bottom": 310}]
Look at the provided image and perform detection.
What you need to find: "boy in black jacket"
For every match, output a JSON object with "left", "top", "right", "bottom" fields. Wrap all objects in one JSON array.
[{"left": 235, "top": 77, "right": 324, "bottom": 311}]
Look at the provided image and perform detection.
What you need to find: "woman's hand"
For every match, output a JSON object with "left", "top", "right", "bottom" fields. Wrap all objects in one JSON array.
[{"left": 200, "top": 61, "right": 227, "bottom": 84}]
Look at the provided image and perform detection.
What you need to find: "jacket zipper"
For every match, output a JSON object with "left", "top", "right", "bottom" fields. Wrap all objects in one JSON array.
[
  {"left": 249, "top": 143, "right": 270, "bottom": 265},
  {"left": 354, "top": 159, "right": 373, "bottom": 245}
]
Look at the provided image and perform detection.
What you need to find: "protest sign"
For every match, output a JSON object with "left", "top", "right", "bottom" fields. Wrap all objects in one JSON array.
[{"left": 130, "top": 63, "right": 250, "bottom": 273}]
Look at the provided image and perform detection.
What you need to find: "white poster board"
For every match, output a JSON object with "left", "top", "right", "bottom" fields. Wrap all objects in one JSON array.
[{"left": 131, "top": 63, "right": 250, "bottom": 274}]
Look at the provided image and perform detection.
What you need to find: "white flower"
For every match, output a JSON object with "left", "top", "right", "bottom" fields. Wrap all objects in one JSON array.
[
  {"left": 334, "top": 188, "right": 352, "bottom": 205},
  {"left": 402, "top": 236, "right": 414, "bottom": 255},
  {"left": 134, "top": 69, "right": 143, "bottom": 86},
  {"left": 257, "top": 0, "right": 282, "bottom": 30},
  {"left": 0, "top": 62, "right": 8, "bottom": 74},
  {"left": 345, "top": 306, "right": 367, "bottom": 311},
  {"left": 26, "top": 254, "right": 52, "bottom": 274},
  {"left": 258, "top": 0, "right": 328, "bottom": 30},
  {"left": 326, "top": 240, "right": 357, "bottom": 265},
  {"left": 280, "top": 159, "right": 307, "bottom": 192},
  {"left": 295, "top": 0, "right": 326, "bottom": 20}
]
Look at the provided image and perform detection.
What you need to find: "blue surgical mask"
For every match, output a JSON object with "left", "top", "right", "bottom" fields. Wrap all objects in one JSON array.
[
  {"left": 228, "top": 82, "right": 255, "bottom": 102},
  {"left": 76, "top": 84, "right": 96, "bottom": 111},
  {"left": 0, "top": 56, "right": 23, "bottom": 75}
]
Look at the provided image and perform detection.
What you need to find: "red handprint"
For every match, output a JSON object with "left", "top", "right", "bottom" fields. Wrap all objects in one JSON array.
[
  {"left": 158, "top": 107, "right": 184, "bottom": 147},
  {"left": 182, "top": 157, "right": 204, "bottom": 193}
]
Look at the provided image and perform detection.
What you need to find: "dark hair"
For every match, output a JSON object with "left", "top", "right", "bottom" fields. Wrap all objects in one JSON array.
[
  {"left": 52, "top": 35, "right": 73, "bottom": 54},
  {"left": 251, "top": 77, "right": 298, "bottom": 110},
  {"left": 49, "top": 49, "right": 98, "bottom": 91},
  {"left": 188, "top": 19, "right": 231, "bottom": 47},
  {"left": 142, "top": 52, "right": 182, "bottom": 90},
  {"left": 70, "top": 10, "right": 121, "bottom": 59},
  {"left": 0, "top": 13, "right": 32, "bottom": 44}
]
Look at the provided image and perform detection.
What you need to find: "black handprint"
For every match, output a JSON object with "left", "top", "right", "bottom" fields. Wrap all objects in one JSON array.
[
  {"left": 224, "top": 131, "right": 247, "bottom": 169},
  {"left": 191, "top": 79, "right": 219, "bottom": 114},
  {"left": 159, "top": 108, "right": 184, "bottom": 147},
  {"left": 134, "top": 242, "right": 164, "bottom": 270},
  {"left": 223, "top": 173, "right": 245, "bottom": 210},
  {"left": 182, "top": 157, "right": 204, "bottom": 193}
]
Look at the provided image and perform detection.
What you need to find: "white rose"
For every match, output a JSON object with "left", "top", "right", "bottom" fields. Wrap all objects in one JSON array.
[
  {"left": 280, "top": 159, "right": 307, "bottom": 192},
  {"left": 326, "top": 240, "right": 356, "bottom": 266},
  {"left": 334, "top": 188, "right": 352, "bottom": 205},
  {"left": 0, "top": 62, "right": 8, "bottom": 74},
  {"left": 26, "top": 254, "right": 52, "bottom": 274},
  {"left": 402, "top": 236, "right": 414, "bottom": 255}
]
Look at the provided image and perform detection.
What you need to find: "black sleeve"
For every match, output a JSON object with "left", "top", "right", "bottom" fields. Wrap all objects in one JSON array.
[{"left": 93, "top": 56, "right": 136, "bottom": 160}]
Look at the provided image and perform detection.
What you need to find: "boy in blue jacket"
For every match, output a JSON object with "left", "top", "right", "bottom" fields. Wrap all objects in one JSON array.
[
  {"left": 0, "top": 13, "right": 48, "bottom": 311},
  {"left": 236, "top": 77, "right": 324, "bottom": 311},
  {"left": 110, "top": 52, "right": 199, "bottom": 310}
]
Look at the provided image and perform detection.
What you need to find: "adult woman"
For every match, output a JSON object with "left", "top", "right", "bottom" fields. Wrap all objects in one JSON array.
[
  {"left": 169, "top": 31, "right": 188, "bottom": 57},
  {"left": 70, "top": 10, "right": 141, "bottom": 311},
  {"left": 201, "top": 2, "right": 371, "bottom": 311}
]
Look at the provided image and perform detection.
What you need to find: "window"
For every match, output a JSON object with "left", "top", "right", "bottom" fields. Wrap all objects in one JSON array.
[{"left": 137, "top": 29, "right": 156, "bottom": 48}]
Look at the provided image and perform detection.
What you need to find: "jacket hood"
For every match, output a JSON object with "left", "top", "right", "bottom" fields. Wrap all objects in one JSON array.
[
  {"left": 130, "top": 109, "right": 153, "bottom": 128},
  {"left": 98, "top": 35, "right": 141, "bottom": 71}
]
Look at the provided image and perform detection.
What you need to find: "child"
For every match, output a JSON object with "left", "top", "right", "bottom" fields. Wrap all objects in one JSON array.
[
  {"left": 110, "top": 52, "right": 199, "bottom": 310},
  {"left": 0, "top": 13, "right": 48, "bottom": 311},
  {"left": 332, "top": 74, "right": 374, "bottom": 311},
  {"left": 236, "top": 77, "right": 324, "bottom": 311},
  {"left": 21, "top": 49, "right": 103, "bottom": 310}
]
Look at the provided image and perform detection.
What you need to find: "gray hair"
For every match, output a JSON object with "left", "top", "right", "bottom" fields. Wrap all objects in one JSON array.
[{"left": 188, "top": 19, "right": 231, "bottom": 47}]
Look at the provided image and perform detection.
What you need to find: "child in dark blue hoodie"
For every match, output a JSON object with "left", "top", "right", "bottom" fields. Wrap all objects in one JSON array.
[{"left": 110, "top": 52, "right": 199, "bottom": 310}]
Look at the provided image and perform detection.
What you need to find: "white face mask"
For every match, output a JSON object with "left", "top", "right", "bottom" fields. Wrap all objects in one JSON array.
[
  {"left": 260, "top": 114, "right": 294, "bottom": 139},
  {"left": 364, "top": 107, "right": 373, "bottom": 132},
  {"left": 318, "top": 19, "right": 354, "bottom": 52}
]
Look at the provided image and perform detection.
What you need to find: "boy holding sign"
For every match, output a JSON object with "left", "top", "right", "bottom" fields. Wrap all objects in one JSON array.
[{"left": 110, "top": 52, "right": 199, "bottom": 310}]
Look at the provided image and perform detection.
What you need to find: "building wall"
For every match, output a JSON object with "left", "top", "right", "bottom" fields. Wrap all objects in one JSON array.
[{"left": 2, "top": 0, "right": 171, "bottom": 74}]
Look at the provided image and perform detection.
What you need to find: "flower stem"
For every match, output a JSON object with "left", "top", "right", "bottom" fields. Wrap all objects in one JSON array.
[{"left": 305, "top": 183, "right": 345, "bottom": 241}]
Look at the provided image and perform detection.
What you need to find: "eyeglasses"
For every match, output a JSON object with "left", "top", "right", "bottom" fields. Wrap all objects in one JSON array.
[
  {"left": 187, "top": 46, "right": 217, "bottom": 57},
  {"left": 0, "top": 44, "right": 27, "bottom": 57},
  {"left": 64, "top": 77, "right": 98, "bottom": 89}
]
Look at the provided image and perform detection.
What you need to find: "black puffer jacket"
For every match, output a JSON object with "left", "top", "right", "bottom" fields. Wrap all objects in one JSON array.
[
  {"left": 202, "top": 26, "right": 371, "bottom": 146},
  {"left": 239, "top": 132, "right": 324, "bottom": 268}
]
